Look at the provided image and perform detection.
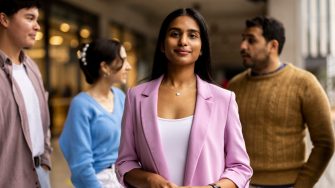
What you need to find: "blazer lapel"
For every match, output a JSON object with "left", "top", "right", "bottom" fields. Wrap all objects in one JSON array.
[
  {"left": 183, "top": 76, "right": 213, "bottom": 185},
  {"left": 140, "top": 76, "right": 170, "bottom": 179}
]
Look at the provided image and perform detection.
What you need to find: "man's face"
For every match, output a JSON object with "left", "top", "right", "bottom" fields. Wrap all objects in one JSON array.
[
  {"left": 5, "top": 7, "right": 40, "bottom": 49},
  {"left": 240, "top": 26, "right": 271, "bottom": 71}
]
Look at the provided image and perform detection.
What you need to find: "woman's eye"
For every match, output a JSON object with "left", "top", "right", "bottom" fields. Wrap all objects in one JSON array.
[
  {"left": 170, "top": 31, "right": 179, "bottom": 37},
  {"left": 189, "top": 33, "right": 197, "bottom": 39}
]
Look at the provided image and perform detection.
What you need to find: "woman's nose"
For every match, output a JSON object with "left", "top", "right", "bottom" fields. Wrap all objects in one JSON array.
[{"left": 178, "top": 34, "right": 188, "bottom": 46}]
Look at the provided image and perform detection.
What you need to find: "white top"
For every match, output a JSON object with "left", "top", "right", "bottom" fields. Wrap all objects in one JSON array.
[
  {"left": 12, "top": 63, "right": 44, "bottom": 157},
  {"left": 157, "top": 115, "right": 193, "bottom": 185}
]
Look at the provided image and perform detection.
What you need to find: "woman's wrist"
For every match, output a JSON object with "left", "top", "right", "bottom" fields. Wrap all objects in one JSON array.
[{"left": 208, "top": 183, "right": 221, "bottom": 188}]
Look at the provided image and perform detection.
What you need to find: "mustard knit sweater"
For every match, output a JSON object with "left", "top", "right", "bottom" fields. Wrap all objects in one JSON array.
[{"left": 228, "top": 63, "right": 334, "bottom": 188}]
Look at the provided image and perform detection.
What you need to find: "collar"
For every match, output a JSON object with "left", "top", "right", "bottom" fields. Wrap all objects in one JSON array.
[
  {"left": 0, "top": 50, "right": 28, "bottom": 78},
  {"left": 0, "top": 49, "right": 27, "bottom": 66},
  {"left": 251, "top": 62, "right": 286, "bottom": 77}
]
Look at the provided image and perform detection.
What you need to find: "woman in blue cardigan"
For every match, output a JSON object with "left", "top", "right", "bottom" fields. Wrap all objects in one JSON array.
[{"left": 59, "top": 39, "right": 131, "bottom": 188}]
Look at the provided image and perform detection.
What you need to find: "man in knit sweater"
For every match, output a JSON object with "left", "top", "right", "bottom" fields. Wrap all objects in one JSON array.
[{"left": 228, "top": 16, "right": 334, "bottom": 188}]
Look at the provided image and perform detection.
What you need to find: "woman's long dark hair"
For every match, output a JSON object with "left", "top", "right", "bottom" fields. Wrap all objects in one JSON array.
[{"left": 149, "top": 8, "right": 214, "bottom": 83}]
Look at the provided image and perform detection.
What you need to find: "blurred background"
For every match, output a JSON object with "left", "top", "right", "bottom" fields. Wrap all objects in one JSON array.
[{"left": 25, "top": 0, "right": 335, "bottom": 187}]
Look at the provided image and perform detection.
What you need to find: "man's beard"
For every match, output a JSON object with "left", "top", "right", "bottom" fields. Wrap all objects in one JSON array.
[
  {"left": 240, "top": 46, "right": 271, "bottom": 70},
  {"left": 243, "top": 54, "right": 270, "bottom": 71}
]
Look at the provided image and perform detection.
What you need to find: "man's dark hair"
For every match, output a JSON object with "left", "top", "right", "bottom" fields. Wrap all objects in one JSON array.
[
  {"left": 246, "top": 16, "right": 286, "bottom": 55},
  {"left": 0, "top": 0, "right": 41, "bottom": 17}
]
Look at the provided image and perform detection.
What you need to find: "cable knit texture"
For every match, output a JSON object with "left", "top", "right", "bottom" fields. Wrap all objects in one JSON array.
[{"left": 228, "top": 63, "right": 335, "bottom": 188}]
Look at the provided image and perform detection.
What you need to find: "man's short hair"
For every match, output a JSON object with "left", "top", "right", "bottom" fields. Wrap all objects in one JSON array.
[
  {"left": 246, "top": 16, "right": 286, "bottom": 55},
  {"left": 0, "top": 0, "right": 41, "bottom": 17}
]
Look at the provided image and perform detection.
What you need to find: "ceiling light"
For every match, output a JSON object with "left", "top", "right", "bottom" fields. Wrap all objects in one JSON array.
[
  {"left": 35, "top": 31, "right": 43, "bottom": 41},
  {"left": 70, "top": 39, "right": 79, "bottom": 48},
  {"left": 60, "top": 23, "right": 70, "bottom": 32},
  {"left": 49, "top": 36, "right": 64, "bottom": 45},
  {"left": 80, "top": 28, "right": 91, "bottom": 38}
]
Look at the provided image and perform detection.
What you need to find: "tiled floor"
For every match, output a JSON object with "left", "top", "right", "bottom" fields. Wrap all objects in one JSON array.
[
  {"left": 50, "top": 131, "right": 335, "bottom": 188},
  {"left": 315, "top": 155, "right": 335, "bottom": 187},
  {"left": 50, "top": 138, "right": 74, "bottom": 188},
  {"left": 308, "top": 128, "right": 335, "bottom": 188}
]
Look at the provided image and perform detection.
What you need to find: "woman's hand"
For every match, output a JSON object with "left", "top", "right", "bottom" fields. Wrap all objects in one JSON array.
[
  {"left": 124, "top": 168, "right": 178, "bottom": 188},
  {"left": 178, "top": 186, "right": 210, "bottom": 188},
  {"left": 146, "top": 173, "right": 178, "bottom": 188},
  {"left": 178, "top": 178, "right": 237, "bottom": 188}
]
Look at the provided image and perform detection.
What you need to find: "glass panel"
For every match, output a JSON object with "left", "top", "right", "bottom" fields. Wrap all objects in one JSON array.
[{"left": 48, "top": 2, "right": 98, "bottom": 136}]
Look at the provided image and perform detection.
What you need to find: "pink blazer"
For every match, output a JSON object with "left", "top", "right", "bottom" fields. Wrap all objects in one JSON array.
[{"left": 116, "top": 75, "right": 252, "bottom": 187}]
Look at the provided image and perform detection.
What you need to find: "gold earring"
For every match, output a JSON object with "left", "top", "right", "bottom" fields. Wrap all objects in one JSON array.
[{"left": 104, "top": 72, "right": 110, "bottom": 77}]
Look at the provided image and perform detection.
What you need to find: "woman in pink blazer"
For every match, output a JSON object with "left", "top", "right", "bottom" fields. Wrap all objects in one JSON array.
[{"left": 116, "top": 8, "right": 252, "bottom": 188}]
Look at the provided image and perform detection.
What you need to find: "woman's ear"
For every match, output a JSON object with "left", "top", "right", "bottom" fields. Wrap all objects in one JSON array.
[
  {"left": 100, "top": 61, "right": 110, "bottom": 75},
  {"left": 0, "top": 13, "right": 10, "bottom": 28}
]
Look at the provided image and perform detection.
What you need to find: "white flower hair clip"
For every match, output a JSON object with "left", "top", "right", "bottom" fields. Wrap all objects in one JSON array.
[{"left": 77, "top": 43, "right": 90, "bottom": 66}]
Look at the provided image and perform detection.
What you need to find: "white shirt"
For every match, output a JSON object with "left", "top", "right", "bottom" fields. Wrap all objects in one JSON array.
[
  {"left": 12, "top": 63, "right": 44, "bottom": 157},
  {"left": 157, "top": 116, "right": 193, "bottom": 185}
]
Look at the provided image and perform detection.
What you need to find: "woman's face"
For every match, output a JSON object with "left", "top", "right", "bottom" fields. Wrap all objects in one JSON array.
[
  {"left": 109, "top": 46, "right": 132, "bottom": 85},
  {"left": 163, "top": 15, "right": 202, "bottom": 66}
]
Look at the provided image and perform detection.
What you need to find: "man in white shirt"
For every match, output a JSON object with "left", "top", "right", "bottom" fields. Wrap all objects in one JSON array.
[{"left": 0, "top": 0, "right": 52, "bottom": 187}]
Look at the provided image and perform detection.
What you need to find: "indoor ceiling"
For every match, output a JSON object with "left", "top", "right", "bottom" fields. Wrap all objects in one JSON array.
[{"left": 103, "top": 0, "right": 266, "bottom": 25}]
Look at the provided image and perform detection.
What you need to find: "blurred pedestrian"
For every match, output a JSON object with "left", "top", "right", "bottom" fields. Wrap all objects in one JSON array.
[
  {"left": 228, "top": 16, "right": 335, "bottom": 188},
  {"left": 0, "top": 0, "right": 52, "bottom": 187},
  {"left": 59, "top": 39, "right": 131, "bottom": 188}
]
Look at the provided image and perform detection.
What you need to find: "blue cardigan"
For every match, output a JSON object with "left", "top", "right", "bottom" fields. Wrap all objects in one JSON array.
[{"left": 59, "top": 87, "right": 125, "bottom": 188}]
